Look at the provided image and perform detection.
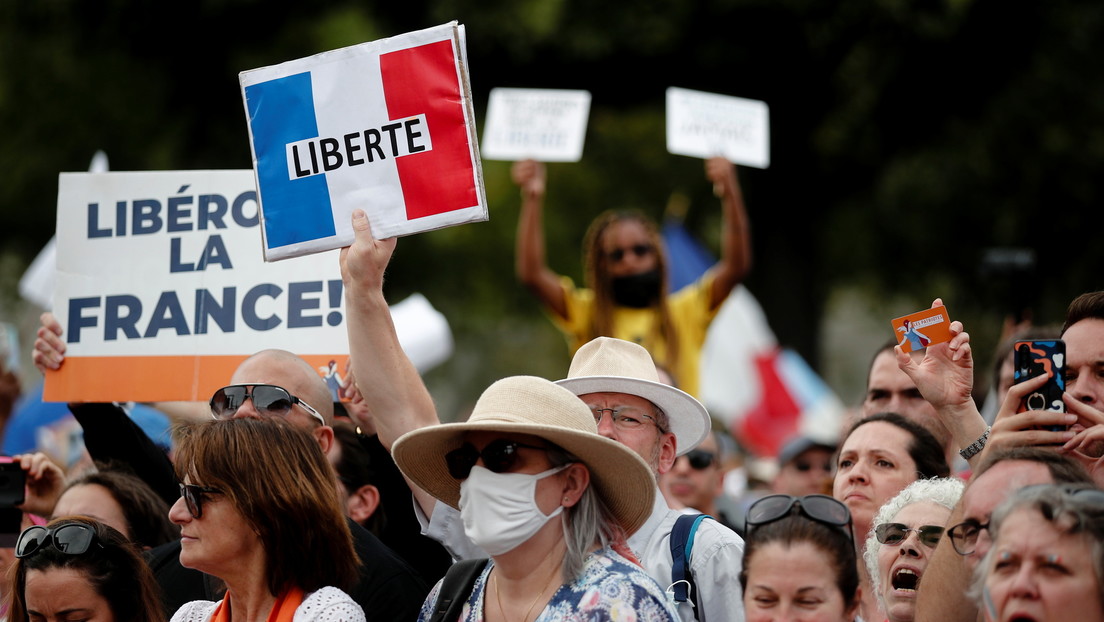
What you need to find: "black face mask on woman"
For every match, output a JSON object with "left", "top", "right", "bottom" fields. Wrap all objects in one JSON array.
[{"left": 611, "top": 269, "right": 661, "bottom": 308}]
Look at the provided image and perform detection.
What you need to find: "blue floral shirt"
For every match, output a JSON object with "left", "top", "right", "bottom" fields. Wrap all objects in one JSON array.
[{"left": 418, "top": 547, "right": 679, "bottom": 621}]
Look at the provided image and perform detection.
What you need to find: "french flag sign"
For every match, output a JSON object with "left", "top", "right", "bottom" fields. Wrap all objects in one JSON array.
[{"left": 239, "top": 22, "right": 487, "bottom": 261}]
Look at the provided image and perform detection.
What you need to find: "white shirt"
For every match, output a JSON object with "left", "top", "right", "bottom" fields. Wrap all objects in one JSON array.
[{"left": 170, "top": 586, "right": 366, "bottom": 622}]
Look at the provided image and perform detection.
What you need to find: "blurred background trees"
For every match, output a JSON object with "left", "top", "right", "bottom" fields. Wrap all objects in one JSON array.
[{"left": 1, "top": 0, "right": 1102, "bottom": 419}]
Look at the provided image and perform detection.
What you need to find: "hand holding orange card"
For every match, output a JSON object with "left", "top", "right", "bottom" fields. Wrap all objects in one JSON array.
[{"left": 891, "top": 306, "right": 953, "bottom": 353}]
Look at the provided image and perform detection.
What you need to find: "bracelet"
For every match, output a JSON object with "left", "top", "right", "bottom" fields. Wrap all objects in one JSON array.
[{"left": 959, "top": 426, "right": 992, "bottom": 460}]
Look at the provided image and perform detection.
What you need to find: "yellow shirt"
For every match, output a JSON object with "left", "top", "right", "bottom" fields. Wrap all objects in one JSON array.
[{"left": 552, "top": 272, "right": 719, "bottom": 397}]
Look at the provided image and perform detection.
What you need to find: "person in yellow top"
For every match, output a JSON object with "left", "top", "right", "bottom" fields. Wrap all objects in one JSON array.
[{"left": 513, "top": 157, "right": 752, "bottom": 397}]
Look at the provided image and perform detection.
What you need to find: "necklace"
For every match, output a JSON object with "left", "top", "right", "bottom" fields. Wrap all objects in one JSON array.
[{"left": 492, "top": 547, "right": 561, "bottom": 622}]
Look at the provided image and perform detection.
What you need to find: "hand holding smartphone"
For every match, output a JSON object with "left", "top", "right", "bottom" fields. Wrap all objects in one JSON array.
[{"left": 1013, "top": 340, "right": 1067, "bottom": 430}]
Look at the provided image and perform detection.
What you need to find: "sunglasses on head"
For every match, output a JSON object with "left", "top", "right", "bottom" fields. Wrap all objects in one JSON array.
[
  {"left": 682, "top": 449, "right": 716, "bottom": 470},
  {"left": 746, "top": 494, "right": 854, "bottom": 542},
  {"left": 179, "top": 483, "right": 222, "bottom": 519},
  {"left": 16, "top": 523, "right": 103, "bottom": 559},
  {"left": 606, "top": 243, "right": 653, "bottom": 263},
  {"left": 875, "top": 522, "right": 944, "bottom": 548},
  {"left": 445, "top": 439, "right": 548, "bottom": 480},
  {"left": 210, "top": 384, "right": 325, "bottom": 426}
]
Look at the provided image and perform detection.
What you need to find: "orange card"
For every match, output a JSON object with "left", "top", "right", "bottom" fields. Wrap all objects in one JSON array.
[{"left": 891, "top": 307, "right": 953, "bottom": 353}]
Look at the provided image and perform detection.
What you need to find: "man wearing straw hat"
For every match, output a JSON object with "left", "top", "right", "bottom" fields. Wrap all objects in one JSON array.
[{"left": 341, "top": 210, "right": 744, "bottom": 622}]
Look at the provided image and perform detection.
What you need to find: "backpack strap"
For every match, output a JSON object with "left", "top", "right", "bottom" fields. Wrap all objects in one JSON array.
[
  {"left": 429, "top": 558, "right": 489, "bottom": 622},
  {"left": 669, "top": 513, "right": 713, "bottom": 617}
]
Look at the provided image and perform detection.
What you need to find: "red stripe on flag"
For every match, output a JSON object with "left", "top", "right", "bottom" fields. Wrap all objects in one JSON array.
[
  {"left": 737, "top": 350, "right": 802, "bottom": 457},
  {"left": 380, "top": 40, "right": 478, "bottom": 220}
]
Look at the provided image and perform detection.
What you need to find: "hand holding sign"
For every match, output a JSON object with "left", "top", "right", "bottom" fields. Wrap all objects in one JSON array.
[{"left": 240, "top": 22, "right": 487, "bottom": 261}]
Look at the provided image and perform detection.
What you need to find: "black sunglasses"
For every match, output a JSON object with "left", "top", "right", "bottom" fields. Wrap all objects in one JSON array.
[
  {"left": 606, "top": 243, "right": 653, "bottom": 263},
  {"left": 16, "top": 523, "right": 103, "bottom": 559},
  {"left": 875, "top": 522, "right": 944, "bottom": 548},
  {"left": 746, "top": 494, "right": 854, "bottom": 541},
  {"left": 210, "top": 384, "right": 325, "bottom": 426},
  {"left": 445, "top": 439, "right": 548, "bottom": 480},
  {"left": 179, "top": 483, "right": 222, "bottom": 518},
  {"left": 683, "top": 449, "right": 716, "bottom": 470}
]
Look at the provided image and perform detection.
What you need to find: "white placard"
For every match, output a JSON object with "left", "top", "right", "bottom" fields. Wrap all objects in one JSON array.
[
  {"left": 481, "top": 88, "right": 592, "bottom": 162},
  {"left": 666, "top": 87, "right": 770, "bottom": 169},
  {"left": 47, "top": 170, "right": 452, "bottom": 402}
]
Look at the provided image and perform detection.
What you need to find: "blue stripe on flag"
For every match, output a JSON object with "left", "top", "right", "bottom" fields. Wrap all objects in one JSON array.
[{"left": 245, "top": 72, "right": 336, "bottom": 249}]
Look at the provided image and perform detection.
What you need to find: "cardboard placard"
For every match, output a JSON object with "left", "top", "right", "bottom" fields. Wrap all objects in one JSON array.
[
  {"left": 481, "top": 88, "right": 591, "bottom": 162},
  {"left": 666, "top": 87, "right": 770, "bottom": 169},
  {"left": 47, "top": 170, "right": 450, "bottom": 402},
  {"left": 240, "top": 22, "right": 487, "bottom": 261}
]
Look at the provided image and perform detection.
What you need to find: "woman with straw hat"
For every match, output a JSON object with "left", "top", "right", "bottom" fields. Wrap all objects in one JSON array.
[{"left": 393, "top": 375, "right": 678, "bottom": 622}]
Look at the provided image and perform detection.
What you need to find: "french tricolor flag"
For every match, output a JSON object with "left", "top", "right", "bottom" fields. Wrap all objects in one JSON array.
[{"left": 240, "top": 22, "right": 487, "bottom": 261}]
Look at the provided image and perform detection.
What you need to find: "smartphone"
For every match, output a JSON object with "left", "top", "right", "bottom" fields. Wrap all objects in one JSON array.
[
  {"left": 0, "top": 459, "right": 25, "bottom": 507},
  {"left": 1013, "top": 340, "right": 1066, "bottom": 430}
]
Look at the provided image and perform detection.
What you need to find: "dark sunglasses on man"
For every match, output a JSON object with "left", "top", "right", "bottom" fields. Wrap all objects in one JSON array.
[
  {"left": 209, "top": 384, "right": 325, "bottom": 426},
  {"left": 681, "top": 449, "right": 716, "bottom": 470},
  {"left": 746, "top": 494, "right": 854, "bottom": 542},
  {"left": 445, "top": 439, "right": 551, "bottom": 480},
  {"left": 16, "top": 523, "right": 103, "bottom": 559}
]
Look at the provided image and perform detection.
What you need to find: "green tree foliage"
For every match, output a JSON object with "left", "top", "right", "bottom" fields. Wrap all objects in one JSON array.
[{"left": 1, "top": 0, "right": 1102, "bottom": 414}]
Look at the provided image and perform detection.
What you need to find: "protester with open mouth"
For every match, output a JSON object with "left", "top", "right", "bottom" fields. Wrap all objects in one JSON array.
[{"left": 864, "top": 478, "right": 963, "bottom": 622}]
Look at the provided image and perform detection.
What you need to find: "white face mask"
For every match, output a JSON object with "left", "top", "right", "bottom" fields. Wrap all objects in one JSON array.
[{"left": 459, "top": 464, "right": 569, "bottom": 556}]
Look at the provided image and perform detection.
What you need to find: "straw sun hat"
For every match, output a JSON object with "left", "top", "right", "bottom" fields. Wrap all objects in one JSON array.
[
  {"left": 554, "top": 337, "right": 711, "bottom": 456},
  {"left": 392, "top": 375, "right": 656, "bottom": 536}
]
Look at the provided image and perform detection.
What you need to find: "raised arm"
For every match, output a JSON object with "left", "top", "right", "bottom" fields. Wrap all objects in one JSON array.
[
  {"left": 340, "top": 209, "right": 441, "bottom": 516},
  {"left": 704, "top": 157, "right": 752, "bottom": 309},
  {"left": 513, "top": 159, "right": 568, "bottom": 319},
  {"left": 895, "top": 299, "right": 989, "bottom": 468}
]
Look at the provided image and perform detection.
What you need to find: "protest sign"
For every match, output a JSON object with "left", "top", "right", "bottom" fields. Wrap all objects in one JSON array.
[
  {"left": 240, "top": 21, "right": 487, "bottom": 261},
  {"left": 666, "top": 87, "right": 770, "bottom": 169},
  {"left": 46, "top": 170, "right": 451, "bottom": 403},
  {"left": 480, "top": 88, "right": 591, "bottom": 162}
]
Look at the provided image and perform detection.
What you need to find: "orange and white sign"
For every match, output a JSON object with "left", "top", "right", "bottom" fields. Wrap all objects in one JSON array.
[{"left": 47, "top": 170, "right": 352, "bottom": 402}]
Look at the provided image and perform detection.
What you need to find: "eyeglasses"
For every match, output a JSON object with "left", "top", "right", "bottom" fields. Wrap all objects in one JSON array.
[
  {"left": 179, "top": 483, "right": 223, "bottom": 518},
  {"left": 946, "top": 518, "right": 989, "bottom": 555},
  {"left": 445, "top": 439, "right": 548, "bottom": 480},
  {"left": 210, "top": 384, "right": 325, "bottom": 426},
  {"left": 589, "top": 406, "right": 662, "bottom": 431},
  {"left": 606, "top": 244, "right": 653, "bottom": 263},
  {"left": 16, "top": 524, "right": 103, "bottom": 559},
  {"left": 875, "top": 523, "right": 945, "bottom": 548},
  {"left": 746, "top": 494, "right": 854, "bottom": 542},
  {"left": 682, "top": 449, "right": 717, "bottom": 470}
]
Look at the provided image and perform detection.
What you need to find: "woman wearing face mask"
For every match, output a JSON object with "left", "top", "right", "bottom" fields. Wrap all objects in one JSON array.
[
  {"left": 392, "top": 375, "right": 678, "bottom": 621},
  {"left": 512, "top": 157, "right": 751, "bottom": 398}
]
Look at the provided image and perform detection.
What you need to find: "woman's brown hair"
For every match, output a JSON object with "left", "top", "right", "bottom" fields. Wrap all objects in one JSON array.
[
  {"left": 7, "top": 516, "right": 166, "bottom": 622},
  {"left": 174, "top": 417, "right": 359, "bottom": 595}
]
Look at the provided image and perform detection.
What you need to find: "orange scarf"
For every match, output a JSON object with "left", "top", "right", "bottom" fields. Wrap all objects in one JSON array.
[{"left": 209, "top": 585, "right": 306, "bottom": 622}]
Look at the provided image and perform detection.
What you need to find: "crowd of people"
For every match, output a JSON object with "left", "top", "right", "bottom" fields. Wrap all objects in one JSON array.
[{"left": 0, "top": 156, "right": 1099, "bottom": 622}]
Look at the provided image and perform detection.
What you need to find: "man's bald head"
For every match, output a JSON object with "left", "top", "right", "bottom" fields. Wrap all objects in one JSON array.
[{"left": 230, "top": 349, "right": 335, "bottom": 427}]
